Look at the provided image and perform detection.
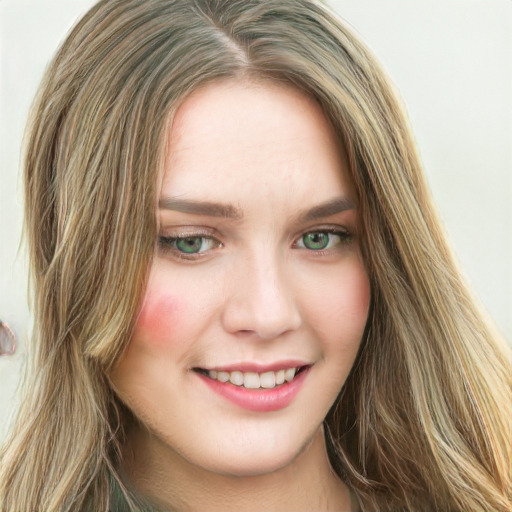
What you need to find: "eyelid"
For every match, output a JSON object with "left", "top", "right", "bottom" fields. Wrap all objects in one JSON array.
[
  {"left": 159, "top": 225, "right": 217, "bottom": 237},
  {"left": 293, "top": 224, "right": 351, "bottom": 240},
  {"left": 292, "top": 226, "right": 353, "bottom": 250},
  {"left": 158, "top": 230, "right": 223, "bottom": 260}
]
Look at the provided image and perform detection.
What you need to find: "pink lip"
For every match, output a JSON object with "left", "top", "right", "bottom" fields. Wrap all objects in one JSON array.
[
  {"left": 201, "top": 360, "right": 309, "bottom": 373},
  {"left": 196, "top": 366, "right": 310, "bottom": 412}
]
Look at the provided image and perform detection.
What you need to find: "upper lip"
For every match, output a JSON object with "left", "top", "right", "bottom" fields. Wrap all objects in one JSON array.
[{"left": 194, "top": 360, "right": 312, "bottom": 373}]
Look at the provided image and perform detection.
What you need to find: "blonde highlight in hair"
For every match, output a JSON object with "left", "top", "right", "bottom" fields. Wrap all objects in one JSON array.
[{"left": 1, "top": 1, "right": 510, "bottom": 510}]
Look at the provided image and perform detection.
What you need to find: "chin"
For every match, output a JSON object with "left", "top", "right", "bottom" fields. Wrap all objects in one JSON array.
[
  {"left": 190, "top": 426, "right": 321, "bottom": 478},
  {"left": 209, "top": 453, "right": 295, "bottom": 478}
]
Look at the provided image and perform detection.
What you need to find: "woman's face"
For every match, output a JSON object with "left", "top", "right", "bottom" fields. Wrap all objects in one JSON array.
[{"left": 110, "top": 80, "right": 370, "bottom": 476}]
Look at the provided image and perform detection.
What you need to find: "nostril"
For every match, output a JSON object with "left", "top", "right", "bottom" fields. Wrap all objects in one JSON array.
[{"left": 220, "top": 266, "right": 302, "bottom": 339}]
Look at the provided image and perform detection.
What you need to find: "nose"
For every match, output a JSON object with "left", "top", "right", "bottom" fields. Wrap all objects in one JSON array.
[{"left": 221, "top": 252, "right": 302, "bottom": 340}]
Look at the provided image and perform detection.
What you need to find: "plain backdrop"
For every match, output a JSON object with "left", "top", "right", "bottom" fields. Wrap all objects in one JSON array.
[{"left": 1, "top": 0, "right": 511, "bottom": 440}]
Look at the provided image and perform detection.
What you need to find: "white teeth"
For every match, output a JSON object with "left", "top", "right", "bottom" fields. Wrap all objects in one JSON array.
[
  {"left": 285, "top": 368, "right": 296, "bottom": 382},
  {"left": 217, "top": 371, "right": 230, "bottom": 383},
  {"left": 243, "top": 372, "right": 260, "bottom": 389},
  {"left": 230, "top": 371, "right": 244, "bottom": 386},
  {"left": 206, "top": 367, "right": 302, "bottom": 388},
  {"left": 260, "top": 371, "right": 276, "bottom": 389}
]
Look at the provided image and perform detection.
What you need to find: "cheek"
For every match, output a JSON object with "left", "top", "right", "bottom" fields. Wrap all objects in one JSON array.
[
  {"left": 134, "top": 292, "right": 184, "bottom": 349},
  {"left": 339, "top": 265, "right": 371, "bottom": 334},
  {"left": 307, "top": 262, "right": 370, "bottom": 341},
  {"left": 347, "top": 265, "right": 371, "bottom": 320}
]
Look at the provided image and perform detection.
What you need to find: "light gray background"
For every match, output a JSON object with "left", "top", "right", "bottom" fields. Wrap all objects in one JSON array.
[{"left": 1, "top": 0, "right": 511, "bottom": 440}]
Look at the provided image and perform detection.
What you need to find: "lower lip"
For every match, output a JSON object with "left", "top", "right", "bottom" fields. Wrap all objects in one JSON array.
[{"left": 196, "top": 368, "right": 310, "bottom": 412}]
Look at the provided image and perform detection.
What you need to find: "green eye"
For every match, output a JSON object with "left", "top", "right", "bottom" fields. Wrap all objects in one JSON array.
[
  {"left": 302, "top": 232, "right": 330, "bottom": 250},
  {"left": 176, "top": 237, "right": 204, "bottom": 254},
  {"left": 159, "top": 235, "right": 220, "bottom": 256},
  {"left": 297, "top": 230, "right": 351, "bottom": 251}
]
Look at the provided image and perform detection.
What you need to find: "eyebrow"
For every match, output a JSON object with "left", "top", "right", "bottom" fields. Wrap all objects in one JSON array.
[
  {"left": 295, "top": 197, "right": 357, "bottom": 223},
  {"left": 158, "top": 196, "right": 356, "bottom": 222},
  {"left": 158, "top": 198, "right": 243, "bottom": 220}
]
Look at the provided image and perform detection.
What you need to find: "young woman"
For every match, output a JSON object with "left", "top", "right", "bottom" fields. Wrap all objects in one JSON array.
[{"left": 1, "top": 0, "right": 510, "bottom": 510}]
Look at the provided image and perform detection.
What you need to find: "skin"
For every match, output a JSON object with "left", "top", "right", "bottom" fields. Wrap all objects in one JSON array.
[{"left": 110, "top": 79, "right": 370, "bottom": 511}]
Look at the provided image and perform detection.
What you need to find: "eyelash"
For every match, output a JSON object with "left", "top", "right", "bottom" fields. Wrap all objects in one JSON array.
[
  {"left": 158, "top": 227, "right": 353, "bottom": 260},
  {"left": 158, "top": 230, "right": 222, "bottom": 260},
  {"left": 293, "top": 228, "right": 352, "bottom": 253}
]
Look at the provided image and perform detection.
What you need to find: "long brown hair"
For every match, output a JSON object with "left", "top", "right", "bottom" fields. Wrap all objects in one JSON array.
[{"left": 1, "top": 0, "right": 510, "bottom": 510}]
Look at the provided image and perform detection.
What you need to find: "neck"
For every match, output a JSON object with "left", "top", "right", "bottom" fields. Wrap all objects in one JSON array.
[{"left": 122, "top": 425, "right": 354, "bottom": 512}]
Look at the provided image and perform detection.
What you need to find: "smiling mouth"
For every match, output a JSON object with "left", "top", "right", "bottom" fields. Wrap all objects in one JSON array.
[{"left": 193, "top": 366, "right": 310, "bottom": 390}]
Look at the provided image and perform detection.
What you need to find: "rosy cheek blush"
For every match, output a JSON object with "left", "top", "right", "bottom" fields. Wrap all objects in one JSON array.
[{"left": 134, "top": 292, "right": 183, "bottom": 348}]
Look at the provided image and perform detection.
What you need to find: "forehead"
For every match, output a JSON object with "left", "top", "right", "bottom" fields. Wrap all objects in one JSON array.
[{"left": 161, "top": 79, "right": 354, "bottom": 204}]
